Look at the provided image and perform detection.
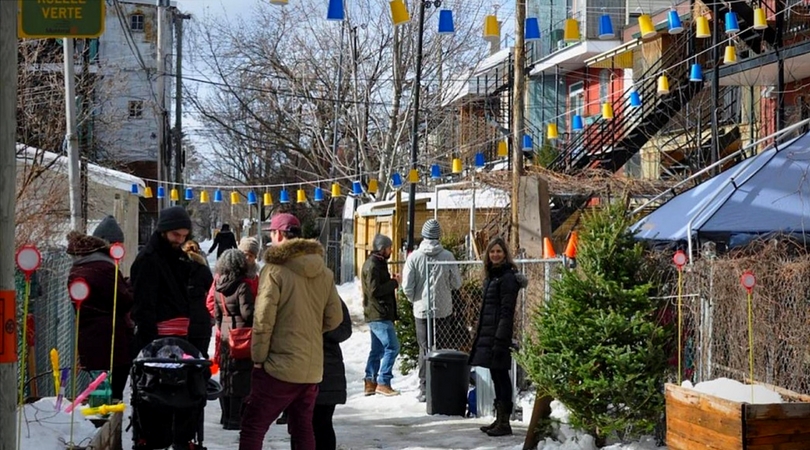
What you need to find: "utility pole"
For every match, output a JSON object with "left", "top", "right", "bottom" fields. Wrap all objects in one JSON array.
[
  {"left": 174, "top": 12, "right": 191, "bottom": 191},
  {"left": 511, "top": 0, "right": 526, "bottom": 253},
  {"left": 156, "top": 0, "right": 169, "bottom": 210},
  {"left": 65, "top": 38, "right": 84, "bottom": 232},
  {"left": 0, "top": 2, "right": 17, "bottom": 447}
]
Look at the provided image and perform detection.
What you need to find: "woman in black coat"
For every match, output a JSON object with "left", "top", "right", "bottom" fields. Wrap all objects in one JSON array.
[
  {"left": 213, "top": 249, "right": 255, "bottom": 430},
  {"left": 469, "top": 237, "right": 526, "bottom": 437},
  {"left": 182, "top": 240, "right": 215, "bottom": 358}
]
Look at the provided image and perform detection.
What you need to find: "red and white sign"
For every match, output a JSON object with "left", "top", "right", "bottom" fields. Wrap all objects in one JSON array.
[
  {"left": 109, "top": 243, "right": 126, "bottom": 261},
  {"left": 740, "top": 271, "right": 756, "bottom": 291},
  {"left": 69, "top": 278, "right": 91, "bottom": 307},
  {"left": 673, "top": 250, "right": 687, "bottom": 269},
  {"left": 15, "top": 245, "right": 41, "bottom": 275}
]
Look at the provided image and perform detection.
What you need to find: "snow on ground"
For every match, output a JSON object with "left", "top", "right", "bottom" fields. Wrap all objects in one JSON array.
[
  {"left": 684, "top": 378, "right": 783, "bottom": 404},
  {"left": 18, "top": 399, "right": 98, "bottom": 449}
]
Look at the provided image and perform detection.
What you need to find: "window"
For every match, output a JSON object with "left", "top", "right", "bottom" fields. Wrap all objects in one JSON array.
[
  {"left": 128, "top": 100, "right": 143, "bottom": 118},
  {"left": 130, "top": 14, "right": 144, "bottom": 32}
]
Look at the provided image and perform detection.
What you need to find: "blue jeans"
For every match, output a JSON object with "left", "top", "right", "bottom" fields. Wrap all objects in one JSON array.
[{"left": 365, "top": 320, "right": 400, "bottom": 386}]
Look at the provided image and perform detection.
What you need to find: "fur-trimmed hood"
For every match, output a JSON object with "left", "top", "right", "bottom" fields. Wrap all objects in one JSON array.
[
  {"left": 185, "top": 251, "right": 208, "bottom": 267},
  {"left": 264, "top": 238, "right": 326, "bottom": 279}
]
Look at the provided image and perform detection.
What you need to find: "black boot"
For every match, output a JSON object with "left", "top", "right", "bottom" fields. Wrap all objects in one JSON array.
[
  {"left": 486, "top": 401, "right": 513, "bottom": 437},
  {"left": 223, "top": 396, "right": 243, "bottom": 430},
  {"left": 479, "top": 399, "right": 500, "bottom": 433}
]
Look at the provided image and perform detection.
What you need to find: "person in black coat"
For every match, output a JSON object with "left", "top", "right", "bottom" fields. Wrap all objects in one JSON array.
[
  {"left": 209, "top": 224, "right": 238, "bottom": 259},
  {"left": 182, "top": 240, "right": 215, "bottom": 357},
  {"left": 290, "top": 299, "right": 352, "bottom": 450},
  {"left": 468, "top": 237, "right": 527, "bottom": 437}
]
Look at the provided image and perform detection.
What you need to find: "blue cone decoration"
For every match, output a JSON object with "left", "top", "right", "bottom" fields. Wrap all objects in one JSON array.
[
  {"left": 247, "top": 191, "right": 258, "bottom": 205},
  {"left": 725, "top": 12, "right": 740, "bottom": 34},
  {"left": 314, "top": 187, "right": 325, "bottom": 201},
  {"left": 572, "top": 115, "right": 584, "bottom": 131},
  {"left": 279, "top": 189, "right": 290, "bottom": 203},
  {"left": 130, "top": 183, "right": 139, "bottom": 195},
  {"left": 474, "top": 152, "right": 486, "bottom": 168},
  {"left": 668, "top": 9, "right": 684, "bottom": 34},
  {"left": 326, "top": 0, "right": 344, "bottom": 21},
  {"left": 598, "top": 14, "right": 615, "bottom": 39},
  {"left": 213, "top": 189, "right": 223, "bottom": 203},
  {"left": 430, "top": 164, "right": 442, "bottom": 179},
  {"left": 689, "top": 63, "right": 703, "bottom": 82},
  {"left": 157, "top": 186, "right": 165, "bottom": 199},
  {"left": 522, "top": 134, "right": 533, "bottom": 151},
  {"left": 438, "top": 9, "right": 454, "bottom": 34},
  {"left": 352, "top": 181, "right": 363, "bottom": 195},
  {"left": 525, "top": 17, "right": 541, "bottom": 41},
  {"left": 391, "top": 173, "right": 403, "bottom": 189},
  {"left": 630, "top": 91, "right": 642, "bottom": 107},
  {"left": 184, "top": 188, "right": 193, "bottom": 201}
]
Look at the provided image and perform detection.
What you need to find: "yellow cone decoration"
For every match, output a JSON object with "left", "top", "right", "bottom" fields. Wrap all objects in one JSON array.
[
  {"left": 230, "top": 191, "right": 240, "bottom": 204},
  {"left": 408, "top": 168, "right": 419, "bottom": 183},
  {"left": 563, "top": 18, "right": 580, "bottom": 42},
  {"left": 657, "top": 74, "right": 670, "bottom": 95},
  {"left": 723, "top": 45, "right": 737, "bottom": 64},
  {"left": 638, "top": 14, "right": 655, "bottom": 38},
  {"left": 200, "top": 191, "right": 210, "bottom": 203},
  {"left": 269, "top": 0, "right": 288, "bottom": 4},
  {"left": 602, "top": 102, "right": 614, "bottom": 120},
  {"left": 696, "top": 16, "right": 711, "bottom": 38},
  {"left": 390, "top": 0, "right": 409, "bottom": 26},
  {"left": 547, "top": 123, "right": 559, "bottom": 140},
  {"left": 297, "top": 189, "right": 307, "bottom": 203},
  {"left": 170, "top": 188, "right": 179, "bottom": 201},
  {"left": 753, "top": 8, "right": 767, "bottom": 30},
  {"left": 483, "top": 15, "right": 500, "bottom": 42},
  {"left": 331, "top": 182, "right": 342, "bottom": 197},
  {"left": 263, "top": 192, "right": 273, "bottom": 206},
  {"left": 367, "top": 179, "right": 378, "bottom": 194},
  {"left": 497, "top": 141, "right": 508, "bottom": 157},
  {"left": 144, "top": 186, "right": 153, "bottom": 198},
  {"left": 452, "top": 158, "right": 463, "bottom": 173}
]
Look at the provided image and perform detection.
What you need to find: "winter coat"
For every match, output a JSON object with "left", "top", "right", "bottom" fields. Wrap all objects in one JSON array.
[
  {"left": 68, "top": 252, "right": 134, "bottom": 368},
  {"left": 186, "top": 252, "right": 215, "bottom": 357},
  {"left": 206, "top": 269, "right": 258, "bottom": 319},
  {"left": 468, "top": 264, "right": 526, "bottom": 371},
  {"left": 214, "top": 272, "right": 255, "bottom": 397},
  {"left": 361, "top": 252, "right": 398, "bottom": 322},
  {"left": 209, "top": 230, "right": 237, "bottom": 259},
  {"left": 252, "top": 238, "right": 344, "bottom": 384},
  {"left": 130, "top": 231, "right": 192, "bottom": 351},
  {"left": 317, "top": 300, "right": 352, "bottom": 405},
  {"left": 402, "top": 239, "right": 462, "bottom": 319}
]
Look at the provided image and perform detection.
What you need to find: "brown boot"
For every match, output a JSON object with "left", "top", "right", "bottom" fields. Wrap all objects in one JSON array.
[
  {"left": 364, "top": 379, "right": 377, "bottom": 396},
  {"left": 486, "top": 401, "right": 513, "bottom": 437},
  {"left": 375, "top": 384, "right": 400, "bottom": 396},
  {"left": 479, "top": 400, "right": 500, "bottom": 433}
]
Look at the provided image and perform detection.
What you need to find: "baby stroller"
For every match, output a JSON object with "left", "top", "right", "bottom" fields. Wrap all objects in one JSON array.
[{"left": 130, "top": 337, "right": 221, "bottom": 450}]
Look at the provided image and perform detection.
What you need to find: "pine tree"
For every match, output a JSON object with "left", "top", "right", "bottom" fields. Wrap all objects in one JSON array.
[{"left": 516, "top": 200, "right": 671, "bottom": 443}]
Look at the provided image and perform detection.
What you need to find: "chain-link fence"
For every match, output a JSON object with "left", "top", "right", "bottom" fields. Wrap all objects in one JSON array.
[{"left": 665, "top": 242, "right": 810, "bottom": 394}]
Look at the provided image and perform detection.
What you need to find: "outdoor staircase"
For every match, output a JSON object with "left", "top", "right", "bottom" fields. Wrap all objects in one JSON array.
[{"left": 548, "top": 29, "right": 703, "bottom": 174}]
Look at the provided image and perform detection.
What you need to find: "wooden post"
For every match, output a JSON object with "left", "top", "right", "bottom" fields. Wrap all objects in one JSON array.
[
  {"left": 511, "top": 0, "right": 527, "bottom": 253},
  {"left": 523, "top": 395, "right": 553, "bottom": 450}
]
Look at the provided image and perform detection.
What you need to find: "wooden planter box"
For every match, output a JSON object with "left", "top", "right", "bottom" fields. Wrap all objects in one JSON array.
[{"left": 666, "top": 382, "right": 810, "bottom": 449}]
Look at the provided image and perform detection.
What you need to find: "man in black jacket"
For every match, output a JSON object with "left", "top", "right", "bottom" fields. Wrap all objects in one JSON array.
[
  {"left": 361, "top": 234, "right": 401, "bottom": 397},
  {"left": 208, "top": 223, "right": 237, "bottom": 259}
]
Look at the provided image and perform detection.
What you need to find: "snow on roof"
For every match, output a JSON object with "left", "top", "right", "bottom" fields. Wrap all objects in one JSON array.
[
  {"left": 16, "top": 144, "right": 146, "bottom": 192},
  {"left": 442, "top": 48, "right": 513, "bottom": 107},
  {"left": 356, "top": 187, "right": 509, "bottom": 217}
]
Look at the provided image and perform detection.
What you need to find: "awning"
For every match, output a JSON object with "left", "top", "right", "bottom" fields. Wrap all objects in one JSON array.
[
  {"left": 529, "top": 40, "right": 623, "bottom": 76},
  {"left": 585, "top": 39, "right": 641, "bottom": 69}
]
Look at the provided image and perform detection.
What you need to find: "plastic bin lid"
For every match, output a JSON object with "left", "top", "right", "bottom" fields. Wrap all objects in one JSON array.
[{"left": 427, "top": 349, "right": 469, "bottom": 361}]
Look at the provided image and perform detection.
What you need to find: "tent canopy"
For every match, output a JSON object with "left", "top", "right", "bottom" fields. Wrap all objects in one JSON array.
[{"left": 633, "top": 132, "right": 810, "bottom": 247}]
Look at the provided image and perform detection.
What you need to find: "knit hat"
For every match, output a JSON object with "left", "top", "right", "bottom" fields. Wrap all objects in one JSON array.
[
  {"left": 92, "top": 215, "right": 124, "bottom": 244},
  {"left": 372, "top": 234, "right": 393, "bottom": 252},
  {"left": 156, "top": 206, "right": 192, "bottom": 233},
  {"left": 269, "top": 213, "right": 301, "bottom": 231},
  {"left": 421, "top": 219, "right": 441, "bottom": 240},
  {"left": 238, "top": 237, "right": 260, "bottom": 256},
  {"left": 66, "top": 231, "right": 109, "bottom": 256}
]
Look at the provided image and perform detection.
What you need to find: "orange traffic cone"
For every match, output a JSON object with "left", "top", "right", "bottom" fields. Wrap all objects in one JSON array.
[
  {"left": 543, "top": 237, "right": 557, "bottom": 258},
  {"left": 564, "top": 231, "right": 578, "bottom": 259}
]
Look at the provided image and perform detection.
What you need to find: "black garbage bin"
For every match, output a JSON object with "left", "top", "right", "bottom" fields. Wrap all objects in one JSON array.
[{"left": 426, "top": 350, "right": 469, "bottom": 416}]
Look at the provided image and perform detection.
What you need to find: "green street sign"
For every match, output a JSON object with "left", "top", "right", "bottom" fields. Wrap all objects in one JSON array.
[{"left": 18, "top": 0, "right": 105, "bottom": 38}]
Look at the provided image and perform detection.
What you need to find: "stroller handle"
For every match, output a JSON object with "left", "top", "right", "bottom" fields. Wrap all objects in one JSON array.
[{"left": 134, "top": 357, "right": 213, "bottom": 366}]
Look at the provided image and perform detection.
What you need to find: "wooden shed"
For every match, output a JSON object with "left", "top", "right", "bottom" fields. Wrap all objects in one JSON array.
[{"left": 353, "top": 188, "right": 509, "bottom": 276}]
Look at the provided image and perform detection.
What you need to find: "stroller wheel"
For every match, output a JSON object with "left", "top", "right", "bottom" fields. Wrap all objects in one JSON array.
[{"left": 206, "top": 379, "right": 222, "bottom": 401}]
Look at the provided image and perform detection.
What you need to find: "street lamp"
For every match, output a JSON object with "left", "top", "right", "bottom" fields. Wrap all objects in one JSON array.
[{"left": 406, "top": 0, "right": 443, "bottom": 252}]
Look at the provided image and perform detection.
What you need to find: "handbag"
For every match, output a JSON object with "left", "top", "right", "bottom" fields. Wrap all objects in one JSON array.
[{"left": 219, "top": 292, "right": 252, "bottom": 360}]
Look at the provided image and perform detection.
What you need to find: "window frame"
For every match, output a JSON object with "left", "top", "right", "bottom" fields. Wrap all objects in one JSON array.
[
  {"left": 130, "top": 13, "right": 145, "bottom": 32},
  {"left": 128, "top": 100, "right": 144, "bottom": 119}
]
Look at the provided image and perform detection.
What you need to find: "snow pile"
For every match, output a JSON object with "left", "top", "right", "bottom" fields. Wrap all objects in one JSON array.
[
  {"left": 19, "top": 398, "right": 99, "bottom": 450},
  {"left": 684, "top": 378, "right": 784, "bottom": 404}
]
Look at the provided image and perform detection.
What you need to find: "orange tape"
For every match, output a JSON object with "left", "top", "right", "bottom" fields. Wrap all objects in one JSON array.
[{"left": 0, "top": 290, "right": 16, "bottom": 363}]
